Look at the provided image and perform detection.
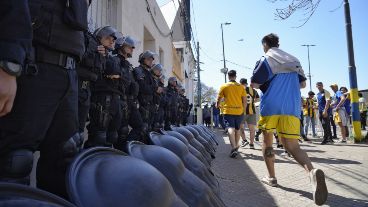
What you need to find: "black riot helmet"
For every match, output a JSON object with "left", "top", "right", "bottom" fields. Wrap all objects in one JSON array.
[
  {"left": 115, "top": 35, "right": 140, "bottom": 58},
  {"left": 139, "top": 50, "right": 158, "bottom": 64},
  {"left": 151, "top": 64, "right": 163, "bottom": 76},
  {"left": 115, "top": 35, "right": 138, "bottom": 49},
  {"left": 168, "top": 77, "right": 178, "bottom": 87},
  {"left": 93, "top": 26, "right": 117, "bottom": 40}
]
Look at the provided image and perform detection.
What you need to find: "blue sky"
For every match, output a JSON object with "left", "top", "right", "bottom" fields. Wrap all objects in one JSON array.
[{"left": 158, "top": 0, "right": 368, "bottom": 96}]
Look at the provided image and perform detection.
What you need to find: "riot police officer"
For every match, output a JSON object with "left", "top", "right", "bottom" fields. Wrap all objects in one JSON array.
[
  {"left": 113, "top": 35, "right": 146, "bottom": 151},
  {"left": 175, "top": 83, "right": 184, "bottom": 126},
  {"left": 151, "top": 64, "right": 166, "bottom": 131},
  {"left": 0, "top": 0, "right": 89, "bottom": 198},
  {"left": 84, "top": 26, "right": 122, "bottom": 148},
  {"left": 179, "top": 88, "right": 190, "bottom": 126},
  {"left": 164, "top": 77, "right": 179, "bottom": 130},
  {"left": 77, "top": 26, "right": 117, "bottom": 138},
  {"left": 134, "top": 50, "right": 158, "bottom": 133}
]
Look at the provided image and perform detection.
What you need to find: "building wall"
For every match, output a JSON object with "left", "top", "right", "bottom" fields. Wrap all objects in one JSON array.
[{"left": 174, "top": 41, "right": 196, "bottom": 105}]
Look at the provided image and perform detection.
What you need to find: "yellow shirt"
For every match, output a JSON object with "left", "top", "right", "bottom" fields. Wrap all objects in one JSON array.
[
  {"left": 218, "top": 81, "right": 246, "bottom": 115},
  {"left": 303, "top": 98, "right": 316, "bottom": 118}
]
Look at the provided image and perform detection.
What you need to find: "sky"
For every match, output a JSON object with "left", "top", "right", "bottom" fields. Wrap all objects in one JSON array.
[{"left": 157, "top": 0, "right": 368, "bottom": 96}]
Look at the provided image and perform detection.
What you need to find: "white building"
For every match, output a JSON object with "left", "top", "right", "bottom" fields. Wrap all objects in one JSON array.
[{"left": 160, "top": 0, "right": 196, "bottom": 105}]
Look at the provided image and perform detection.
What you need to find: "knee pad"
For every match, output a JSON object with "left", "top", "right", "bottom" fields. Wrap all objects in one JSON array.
[
  {"left": 0, "top": 149, "right": 33, "bottom": 183},
  {"left": 63, "top": 133, "right": 84, "bottom": 158},
  {"left": 264, "top": 147, "right": 274, "bottom": 158}
]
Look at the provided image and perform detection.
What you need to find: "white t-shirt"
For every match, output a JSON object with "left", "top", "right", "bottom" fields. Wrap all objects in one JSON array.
[{"left": 359, "top": 97, "right": 367, "bottom": 112}]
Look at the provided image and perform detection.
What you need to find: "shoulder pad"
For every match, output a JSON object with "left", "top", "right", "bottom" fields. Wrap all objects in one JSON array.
[{"left": 134, "top": 66, "right": 145, "bottom": 79}]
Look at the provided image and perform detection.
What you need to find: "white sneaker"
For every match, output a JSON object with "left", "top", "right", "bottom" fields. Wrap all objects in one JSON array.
[
  {"left": 310, "top": 169, "right": 328, "bottom": 206},
  {"left": 261, "top": 176, "right": 278, "bottom": 187}
]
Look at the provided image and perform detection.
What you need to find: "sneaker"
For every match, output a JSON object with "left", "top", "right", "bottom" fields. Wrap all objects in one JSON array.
[
  {"left": 320, "top": 140, "right": 328, "bottom": 145},
  {"left": 310, "top": 169, "right": 328, "bottom": 206},
  {"left": 261, "top": 176, "right": 278, "bottom": 187},
  {"left": 229, "top": 148, "right": 238, "bottom": 158},
  {"left": 276, "top": 144, "right": 283, "bottom": 149},
  {"left": 338, "top": 139, "right": 347, "bottom": 143},
  {"left": 241, "top": 140, "right": 249, "bottom": 147},
  {"left": 249, "top": 144, "right": 255, "bottom": 149}
]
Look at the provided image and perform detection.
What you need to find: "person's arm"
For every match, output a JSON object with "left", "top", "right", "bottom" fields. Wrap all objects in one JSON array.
[
  {"left": 242, "top": 87, "right": 247, "bottom": 113},
  {"left": 0, "top": 0, "right": 32, "bottom": 117},
  {"left": 300, "top": 81, "right": 307, "bottom": 89},
  {"left": 254, "top": 90, "right": 260, "bottom": 103},
  {"left": 323, "top": 91, "right": 331, "bottom": 117},
  {"left": 335, "top": 92, "right": 346, "bottom": 109},
  {"left": 216, "top": 85, "right": 224, "bottom": 108}
]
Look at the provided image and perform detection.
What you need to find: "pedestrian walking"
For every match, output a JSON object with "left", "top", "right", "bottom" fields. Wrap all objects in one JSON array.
[
  {"left": 217, "top": 70, "right": 247, "bottom": 158},
  {"left": 251, "top": 33, "right": 327, "bottom": 206}
]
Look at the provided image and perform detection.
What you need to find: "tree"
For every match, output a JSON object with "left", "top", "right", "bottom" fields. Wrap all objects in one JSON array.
[
  {"left": 194, "top": 83, "right": 218, "bottom": 106},
  {"left": 268, "top": 0, "right": 322, "bottom": 27}
]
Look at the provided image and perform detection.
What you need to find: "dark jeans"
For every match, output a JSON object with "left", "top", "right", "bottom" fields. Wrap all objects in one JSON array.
[
  {"left": 329, "top": 114, "right": 337, "bottom": 138},
  {"left": 361, "top": 111, "right": 367, "bottom": 129},
  {"left": 319, "top": 112, "right": 332, "bottom": 141},
  {"left": 0, "top": 62, "right": 78, "bottom": 198}
]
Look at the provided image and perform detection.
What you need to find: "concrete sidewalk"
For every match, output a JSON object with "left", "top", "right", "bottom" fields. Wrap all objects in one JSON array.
[{"left": 212, "top": 129, "right": 368, "bottom": 207}]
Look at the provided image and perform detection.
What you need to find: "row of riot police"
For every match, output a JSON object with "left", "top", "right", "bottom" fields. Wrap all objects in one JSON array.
[
  {"left": 0, "top": 0, "right": 191, "bottom": 199},
  {"left": 76, "top": 26, "right": 192, "bottom": 151}
]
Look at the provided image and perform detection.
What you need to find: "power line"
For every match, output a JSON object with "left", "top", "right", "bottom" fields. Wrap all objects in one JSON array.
[{"left": 145, "top": 0, "right": 172, "bottom": 37}]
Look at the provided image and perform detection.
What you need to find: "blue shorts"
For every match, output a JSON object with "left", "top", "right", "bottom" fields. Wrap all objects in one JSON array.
[{"left": 224, "top": 114, "right": 244, "bottom": 130}]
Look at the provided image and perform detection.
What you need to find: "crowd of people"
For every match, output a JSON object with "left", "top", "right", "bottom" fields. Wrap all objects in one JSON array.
[{"left": 0, "top": 1, "right": 192, "bottom": 200}]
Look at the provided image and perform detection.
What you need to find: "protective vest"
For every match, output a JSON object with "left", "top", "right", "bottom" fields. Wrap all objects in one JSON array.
[{"left": 29, "top": 0, "right": 87, "bottom": 60}]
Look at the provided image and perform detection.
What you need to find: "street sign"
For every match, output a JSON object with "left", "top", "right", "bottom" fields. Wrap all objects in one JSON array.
[{"left": 220, "top": 68, "right": 228, "bottom": 74}]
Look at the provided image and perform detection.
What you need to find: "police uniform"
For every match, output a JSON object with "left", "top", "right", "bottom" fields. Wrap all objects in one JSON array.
[
  {"left": 0, "top": 0, "right": 88, "bottom": 198},
  {"left": 76, "top": 32, "right": 101, "bottom": 134},
  {"left": 134, "top": 64, "right": 157, "bottom": 133},
  {"left": 115, "top": 54, "right": 145, "bottom": 150},
  {"left": 152, "top": 73, "right": 166, "bottom": 131},
  {"left": 164, "top": 80, "right": 179, "bottom": 130},
  {"left": 85, "top": 54, "right": 122, "bottom": 148}
]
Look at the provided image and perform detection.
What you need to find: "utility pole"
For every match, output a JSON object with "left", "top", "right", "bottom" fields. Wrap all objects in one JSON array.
[
  {"left": 301, "top": 44, "right": 316, "bottom": 92},
  {"left": 344, "top": 0, "right": 362, "bottom": 141},
  {"left": 197, "top": 41, "right": 201, "bottom": 107},
  {"left": 221, "top": 22, "right": 231, "bottom": 83}
]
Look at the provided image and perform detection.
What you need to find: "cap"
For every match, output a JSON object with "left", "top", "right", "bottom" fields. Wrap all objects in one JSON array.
[
  {"left": 240, "top": 78, "right": 247, "bottom": 85},
  {"left": 308, "top": 91, "right": 315, "bottom": 96}
]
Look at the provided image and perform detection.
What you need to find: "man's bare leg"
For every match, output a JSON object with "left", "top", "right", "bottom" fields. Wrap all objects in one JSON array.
[
  {"left": 228, "top": 127, "right": 237, "bottom": 149},
  {"left": 281, "top": 137, "right": 327, "bottom": 205},
  {"left": 337, "top": 122, "right": 346, "bottom": 141},
  {"left": 249, "top": 124, "right": 256, "bottom": 144},
  {"left": 281, "top": 137, "right": 313, "bottom": 172},
  {"left": 235, "top": 129, "right": 241, "bottom": 148},
  {"left": 262, "top": 131, "right": 275, "bottom": 178}
]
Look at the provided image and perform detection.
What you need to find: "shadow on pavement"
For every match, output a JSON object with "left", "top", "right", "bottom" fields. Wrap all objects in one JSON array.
[
  {"left": 277, "top": 185, "right": 368, "bottom": 207},
  {"left": 309, "top": 156, "right": 362, "bottom": 165},
  {"left": 212, "top": 130, "right": 278, "bottom": 207}
]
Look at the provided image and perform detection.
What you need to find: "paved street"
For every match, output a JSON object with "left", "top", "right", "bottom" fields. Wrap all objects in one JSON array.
[{"left": 212, "top": 129, "right": 368, "bottom": 207}]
